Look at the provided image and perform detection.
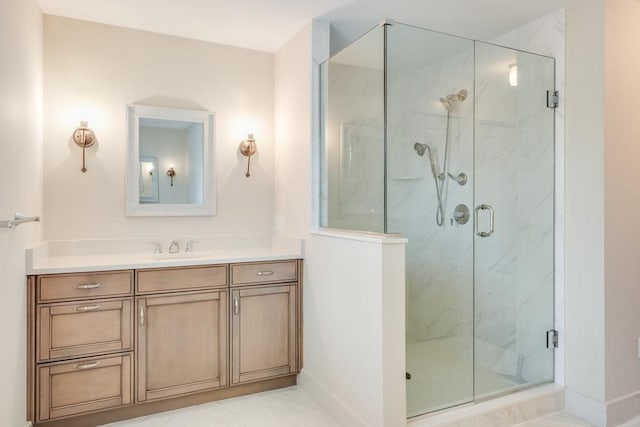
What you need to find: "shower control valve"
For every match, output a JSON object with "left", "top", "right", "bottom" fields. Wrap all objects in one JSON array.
[{"left": 450, "top": 204, "right": 470, "bottom": 226}]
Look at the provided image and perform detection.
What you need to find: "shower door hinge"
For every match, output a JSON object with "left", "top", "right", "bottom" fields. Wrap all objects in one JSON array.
[
  {"left": 546, "top": 329, "right": 559, "bottom": 349},
  {"left": 547, "top": 90, "right": 559, "bottom": 109}
]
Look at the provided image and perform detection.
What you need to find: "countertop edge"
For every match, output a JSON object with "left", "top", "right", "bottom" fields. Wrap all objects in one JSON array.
[{"left": 27, "top": 252, "right": 303, "bottom": 275}]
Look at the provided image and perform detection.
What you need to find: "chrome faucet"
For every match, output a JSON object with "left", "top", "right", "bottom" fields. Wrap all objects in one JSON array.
[
  {"left": 151, "top": 242, "right": 162, "bottom": 254},
  {"left": 168, "top": 240, "right": 180, "bottom": 254}
]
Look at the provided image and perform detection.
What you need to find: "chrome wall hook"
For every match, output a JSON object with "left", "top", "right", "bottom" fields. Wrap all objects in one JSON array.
[{"left": 0, "top": 213, "right": 40, "bottom": 229}]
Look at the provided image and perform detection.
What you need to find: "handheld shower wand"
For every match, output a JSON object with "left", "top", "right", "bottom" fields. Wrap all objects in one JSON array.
[{"left": 414, "top": 142, "right": 446, "bottom": 225}]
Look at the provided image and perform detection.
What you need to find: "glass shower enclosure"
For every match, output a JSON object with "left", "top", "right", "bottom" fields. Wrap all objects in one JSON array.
[{"left": 319, "top": 22, "right": 555, "bottom": 417}]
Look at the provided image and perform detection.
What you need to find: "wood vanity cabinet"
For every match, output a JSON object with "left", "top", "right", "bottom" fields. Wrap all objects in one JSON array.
[
  {"left": 136, "top": 265, "right": 229, "bottom": 402},
  {"left": 230, "top": 261, "right": 299, "bottom": 384},
  {"left": 29, "top": 271, "right": 135, "bottom": 424},
  {"left": 28, "top": 259, "right": 302, "bottom": 426}
]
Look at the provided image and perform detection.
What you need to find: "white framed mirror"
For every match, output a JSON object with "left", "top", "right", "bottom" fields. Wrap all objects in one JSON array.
[{"left": 127, "top": 104, "right": 216, "bottom": 216}]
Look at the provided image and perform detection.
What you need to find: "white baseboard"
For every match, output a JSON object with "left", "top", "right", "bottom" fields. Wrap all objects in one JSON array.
[
  {"left": 617, "top": 417, "right": 640, "bottom": 427},
  {"left": 566, "top": 389, "right": 607, "bottom": 427},
  {"left": 607, "top": 391, "right": 640, "bottom": 426},
  {"left": 297, "top": 370, "right": 368, "bottom": 427}
]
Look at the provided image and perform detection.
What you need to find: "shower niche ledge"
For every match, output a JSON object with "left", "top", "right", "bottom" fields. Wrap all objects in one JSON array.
[{"left": 390, "top": 176, "right": 425, "bottom": 181}]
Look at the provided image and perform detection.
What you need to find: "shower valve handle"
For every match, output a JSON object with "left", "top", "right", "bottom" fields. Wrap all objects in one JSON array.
[{"left": 451, "top": 204, "right": 470, "bottom": 226}]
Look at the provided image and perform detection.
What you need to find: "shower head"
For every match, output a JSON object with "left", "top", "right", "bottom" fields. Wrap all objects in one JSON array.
[
  {"left": 440, "top": 89, "right": 468, "bottom": 112},
  {"left": 414, "top": 142, "right": 428, "bottom": 156}
]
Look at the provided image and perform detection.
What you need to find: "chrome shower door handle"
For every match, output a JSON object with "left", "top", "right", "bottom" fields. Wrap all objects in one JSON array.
[{"left": 474, "top": 204, "right": 495, "bottom": 237}]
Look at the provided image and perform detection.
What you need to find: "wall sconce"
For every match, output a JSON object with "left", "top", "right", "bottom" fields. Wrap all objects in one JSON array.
[
  {"left": 167, "top": 165, "right": 176, "bottom": 186},
  {"left": 508, "top": 63, "right": 518, "bottom": 87},
  {"left": 239, "top": 133, "right": 257, "bottom": 178},
  {"left": 72, "top": 121, "right": 96, "bottom": 173}
]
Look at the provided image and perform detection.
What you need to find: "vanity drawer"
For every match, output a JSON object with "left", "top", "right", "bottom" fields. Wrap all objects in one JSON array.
[
  {"left": 231, "top": 261, "right": 297, "bottom": 286},
  {"left": 36, "top": 353, "right": 132, "bottom": 423},
  {"left": 38, "top": 271, "right": 133, "bottom": 302},
  {"left": 137, "top": 265, "right": 227, "bottom": 294},
  {"left": 37, "top": 298, "right": 133, "bottom": 362}
]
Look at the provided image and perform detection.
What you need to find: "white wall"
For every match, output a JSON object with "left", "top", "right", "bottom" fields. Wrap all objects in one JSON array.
[
  {"left": 0, "top": 1, "right": 43, "bottom": 425},
  {"left": 564, "top": 2, "right": 607, "bottom": 424},
  {"left": 300, "top": 232, "right": 406, "bottom": 427},
  {"left": 43, "top": 16, "right": 275, "bottom": 240},
  {"left": 603, "top": 1, "right": 640, "bottom": 425},
  {"left": 274, "top": 24, "right": 313, "bottom": 236}
]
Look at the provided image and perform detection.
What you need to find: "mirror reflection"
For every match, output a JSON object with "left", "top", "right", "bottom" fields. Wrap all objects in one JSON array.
[
  {"left": 138, "top": 118, "right": 203, "bottom": 204},
  {"left": 126, "top": 104, "right": 215, "bottom": 217}
]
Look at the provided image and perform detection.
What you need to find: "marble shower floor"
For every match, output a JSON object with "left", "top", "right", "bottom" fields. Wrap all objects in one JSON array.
[
  {"left": 407, "top": 337, "right": 521, "bottom": 417},
  {"left": 101, "top": 386, "right": 339, "bottom": 427}
]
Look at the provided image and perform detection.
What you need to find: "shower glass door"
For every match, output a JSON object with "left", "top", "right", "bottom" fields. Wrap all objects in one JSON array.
[{"left": 473, "top": 42, "right": 555, "bottom": 399}]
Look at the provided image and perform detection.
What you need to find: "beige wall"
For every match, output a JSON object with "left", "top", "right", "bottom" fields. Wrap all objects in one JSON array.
[
  {"left": 0, "top": 0, "right": 43, "bottom": 425},
  {"left": 274, "top": 25, "right": 313, "bottom": 236},
  {"left": 604, "top": 0, "right": 640, "bottom": 423},
  {"left": 43, "top": 16, "right": 275, "bottom": 240}
]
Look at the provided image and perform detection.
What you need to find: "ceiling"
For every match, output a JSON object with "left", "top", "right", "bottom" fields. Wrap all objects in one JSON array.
[
  {"left": 37, "top": 0, "right": 356, "bottom": 52},
  {"left": 38, "top": 0, "right": 573, "bottom": 53}
]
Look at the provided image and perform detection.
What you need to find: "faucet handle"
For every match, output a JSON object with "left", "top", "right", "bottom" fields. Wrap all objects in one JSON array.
[
  {"left": 185, "top": 240, "right": 193, "bottom": 253},
  {"left": 150, "top": 242, "right": 162, "bottom": 254},
  {"left": 168, "top": 240, "right": 180, "bottom": 253}
]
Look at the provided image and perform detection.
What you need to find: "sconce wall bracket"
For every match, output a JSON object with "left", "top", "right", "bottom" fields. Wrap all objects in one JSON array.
[
  {"left": 167, "top": 167, "right": 176, "bottom": 186},
  {"left": 72, "top": 121, "right": 97, "bottom": 173},
  {"left": 239, "top": 133, "right": 257, "bottom": 178}
]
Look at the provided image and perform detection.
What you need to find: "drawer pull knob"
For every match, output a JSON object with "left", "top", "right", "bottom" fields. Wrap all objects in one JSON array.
[
  {"left": 74, "top": 361, "right": 100, "bottom": 370},
  {"left": 256, "top": 271, "right": 274, "bottom": 276},
  {"left": 75, "top": 283, "right": 102, "bottom": 290},
  {"left": 73, "top": 304, "right": 100, "bottom": 312}
]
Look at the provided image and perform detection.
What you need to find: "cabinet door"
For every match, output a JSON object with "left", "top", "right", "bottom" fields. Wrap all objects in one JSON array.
[
  {"left": 137, "top": 291, "right": 228, "bottom": 402},
  {"left": 231, "top": 285, "right": 297, "bottom": 384}
]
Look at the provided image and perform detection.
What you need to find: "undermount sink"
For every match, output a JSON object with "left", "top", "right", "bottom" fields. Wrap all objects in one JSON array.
[{"left": 148, "top": 253, "right": 204, "bottom": 260}]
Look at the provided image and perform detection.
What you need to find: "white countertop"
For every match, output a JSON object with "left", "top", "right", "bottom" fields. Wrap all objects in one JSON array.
[{"left": 26, "top": 235, "right": 303, "bottom": 275}]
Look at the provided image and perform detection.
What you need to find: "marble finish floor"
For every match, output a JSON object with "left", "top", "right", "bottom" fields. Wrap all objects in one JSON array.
[
  {"left": 100, "top": 385, "right": 594, "bottom": 427},
  {"left": 407, "top": 337, "right": 519, "bottom": 416},
  {"left": 101, "top": 386, "right": 339, "bottom": 427},
  {"left": 514, "top": 412, "right": 594, "bottom": 426}
]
